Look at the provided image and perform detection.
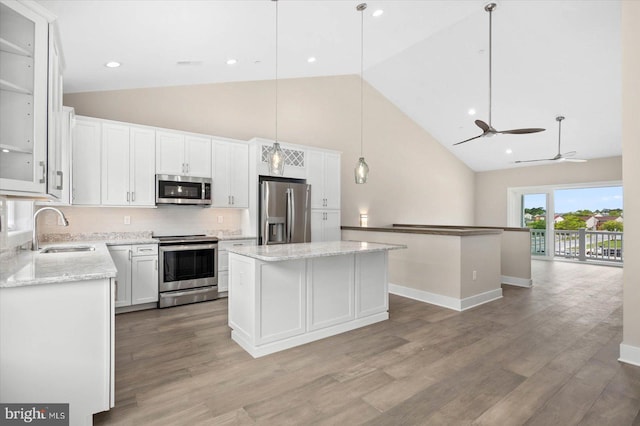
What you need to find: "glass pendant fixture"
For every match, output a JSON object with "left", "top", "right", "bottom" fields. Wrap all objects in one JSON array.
[
  {"left": 354, "top": 3, "right": 369, "bottom": 184},
  {"left": 268, "top": 0, "right": 285, "bottom": 176}
]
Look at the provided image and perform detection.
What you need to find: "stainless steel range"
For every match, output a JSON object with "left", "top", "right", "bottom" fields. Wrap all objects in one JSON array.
[{"left": 155, "top": 234, "right": 219, "bottom": 308}]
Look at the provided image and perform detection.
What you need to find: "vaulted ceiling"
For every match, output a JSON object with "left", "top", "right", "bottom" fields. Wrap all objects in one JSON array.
[{"left": 39, "top": 0, "right": 622, "bottom": 172}]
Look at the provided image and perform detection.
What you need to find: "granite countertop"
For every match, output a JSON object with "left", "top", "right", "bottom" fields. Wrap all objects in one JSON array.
[
  {"left": 228, "top": 240, "right": 406, "bottom": 262},
  {"left": 0, "top": 242, "right": 117, "bottom": 289},
  {"left": 39, "top": 231, "right": 159, "bottom": 246},
  {"left": 341, "top": 225, "right": 503, "bottom": 236},
  {"left": 392, "top": 224, "right": 530, "bottom": 232},
  {"left": 216, "top": 235, "right": 257, "bottom": 241}
]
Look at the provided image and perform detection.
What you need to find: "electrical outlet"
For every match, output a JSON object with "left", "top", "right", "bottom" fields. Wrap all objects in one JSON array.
[
  {"left": 472, "top": 270, "right": 477, "bottom": 281},
  {"left": 124, "top": 216, "right": 131, "bottom": 225},
  {"left": 218, "top": 215, "right": 224, "bottom": 224}
]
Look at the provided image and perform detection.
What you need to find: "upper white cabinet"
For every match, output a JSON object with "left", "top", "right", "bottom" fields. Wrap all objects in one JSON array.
[
  {"left": 156, "top": 131, "right": 211, "bottom": 178},
  {"left": 72, "top": 117, "right": 101, "bottom": 205},
  {"left": 212, "top": 140, "right": 249, "bottom": 208},
  {"left": 307, "top": 150, "right": 340, "bottom": 210},
  {"left": 46, "top": 23, "right": 64, "bottom": 200},
  {"left": 0, "top": 0, "right": 49, "bottom": 195},
  {"left": 101, "top": 123, "right": 155, "bottom": 206}
]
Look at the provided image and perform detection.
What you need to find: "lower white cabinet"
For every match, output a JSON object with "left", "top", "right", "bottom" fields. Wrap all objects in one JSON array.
[
  {"left": 311, "top": 210, "right": 341, "bottom": 242},
  {"left": 109, "top": 244, "right": 158, "bottom": 310},
  {"left": 0, "top": 277, "right": 114, "bottom": 424},
  {"left": 218, "top": 238, "right": 256, "bottom": 293}
]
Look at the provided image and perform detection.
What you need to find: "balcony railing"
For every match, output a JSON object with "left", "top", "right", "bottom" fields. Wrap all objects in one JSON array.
[{"left": 529, "top": 229, "right": 623, "bottom": 263}]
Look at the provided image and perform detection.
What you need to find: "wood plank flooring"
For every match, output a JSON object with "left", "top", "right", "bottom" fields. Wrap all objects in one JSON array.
[{"left": 94, "top": 260, "right": 640, "bottom": 425}]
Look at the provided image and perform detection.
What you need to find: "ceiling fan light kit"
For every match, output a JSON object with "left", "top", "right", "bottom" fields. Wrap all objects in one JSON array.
[
  {"left": 454, "top": 2, "right": 545, "bottom": 146},
  {"left": 515, "top": 115, "right": 587, "bottom": 164}
]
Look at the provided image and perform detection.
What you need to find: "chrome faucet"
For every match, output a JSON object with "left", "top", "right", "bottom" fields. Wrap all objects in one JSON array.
[{"left": 32, "top": 207, "right": 69, "bottom": 251}]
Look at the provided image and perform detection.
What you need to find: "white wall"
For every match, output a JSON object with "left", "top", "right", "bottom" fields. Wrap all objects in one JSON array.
[
  {"left": 64, "top": 75, "right": 475, "bottom": 230},
  {"left": 474, "top": 156, "right": 622, "bottom": 226},
  {"left": 622, "top": 0, "right": 640, "bottom": 356}
]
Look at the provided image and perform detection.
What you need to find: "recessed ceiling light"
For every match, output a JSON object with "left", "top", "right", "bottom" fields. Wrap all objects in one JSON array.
[
  {"left": 226, "top": 58, "right": 237, "bottom": 65},
  {"left": 468, "top": 108, "right": 476, "bottom": 116},
  {"left": 176, "top": 60, "right": 203, "bottom": 66},
  {"left": 1, "top": 149, "right": 10, "bottom": 153},
  {"left": 307, "top": 56, "right": 317, "bottom": 63},
  {"left": 372, "top": 9, "right": 384, "bottom": 17},
  {"left": 505, "top": 148, "right": 513, "bottom": 154},
  {"left": 105, "top": 61, "right": 121, "bottom": 68}
]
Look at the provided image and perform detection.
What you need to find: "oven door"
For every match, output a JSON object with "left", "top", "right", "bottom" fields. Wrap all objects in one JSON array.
[{"left": 159, "top": 243, "right": 218, "bottom": 292}]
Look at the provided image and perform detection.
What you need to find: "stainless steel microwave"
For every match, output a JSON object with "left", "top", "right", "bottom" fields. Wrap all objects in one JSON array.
[{"left": 156, "top": 175, "right": 212, "bottom": 205}]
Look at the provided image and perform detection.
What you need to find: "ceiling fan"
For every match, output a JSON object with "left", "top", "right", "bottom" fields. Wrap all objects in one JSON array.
[
  {"left": 454, "top": 3, "right": 545, "bottom": 146},
  {"left": 515, "top": 116, "right": 587, "bottom": 164}
]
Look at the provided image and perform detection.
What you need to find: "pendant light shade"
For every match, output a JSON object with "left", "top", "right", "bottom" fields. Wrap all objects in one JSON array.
[
  {"left": 354, "top": 3, "right": 369, "bottom": 184},
  {"left": 268, "top": 0, "right": 285, "bottom": 176},
  {"left": 269, "top": 141, "right": 285, "bottom": 175},
  {"left": 355, "top": 157, "right": 369, "bottom": 184}
]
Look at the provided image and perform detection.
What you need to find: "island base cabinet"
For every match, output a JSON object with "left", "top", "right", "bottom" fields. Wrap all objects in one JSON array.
[
  {"left": 228, "top": 251, "right": 389, "bottom": 358},
  {"left": 0, "top": 279, "right": 113, "bottom": 425},
  {"left": 356, "top": 251, "right": 388, "bottom": 318}
]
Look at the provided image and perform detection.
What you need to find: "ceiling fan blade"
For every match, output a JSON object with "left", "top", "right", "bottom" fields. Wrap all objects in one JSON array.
[
  {"left": 515, "top": 158, "right": 555, "bottom": 164},
  {"left": 475, "top": 120, "right": 490, "bottom": 132},
  {"left": 563, "top": 158, "right": 587, "bottom": 163},
  {"left": 453, "top": 134, "right": 484, "bottom": 146},
  {"left": 499, "top": 128, "right": 546, "bottom": 135},
  {"left": 562, "top": 151, "right": 577, "bottom": 157}
]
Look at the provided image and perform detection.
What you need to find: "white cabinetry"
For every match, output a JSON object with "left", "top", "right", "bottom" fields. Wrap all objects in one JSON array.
[
  {"left": 0, "top": 277, "right": 114, "bottom": 424},
  {"left": 212, "top": 140, "right": 249, "bottom": 208},
  {"left": 156, "top": 131, "right": 211, "bottom": 177},
  {"left": 46, "top": 23, "right": 64, "bottom": 199},
  {"left": 72, "top": 117, "right": 101, "bottom": 205},
  {"left": 307, "top": 150, "right": 341, "bottom": 242},
  {"left": 218, "top": 238, "right": 255, "bottom": 293},
  {"left": 109, "top": 244, "right": 158, "bottom": 311},
  {"left": 311, "top": 210, "right": 341, "bottom": 242},
  {"left": 228, "top": 250, "right": 389, "bottom": 358},
  {"left": 307, "top": 150, "right": 340, "bottom": 209},
  {"left": 101, "top": 123, "right": 155, "bottom": 206},
  {"left": 0, "top": 0, "right": 49, "bottom": 195}
]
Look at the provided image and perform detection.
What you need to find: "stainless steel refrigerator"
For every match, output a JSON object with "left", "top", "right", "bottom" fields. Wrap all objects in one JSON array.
[{"left": 259, "top": 177, "right": 311, "bottom": 245}]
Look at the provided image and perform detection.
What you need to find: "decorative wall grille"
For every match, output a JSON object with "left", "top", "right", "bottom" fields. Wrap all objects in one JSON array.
[{"left": 261, "top": 145, "right": 305, "bottom": 168}]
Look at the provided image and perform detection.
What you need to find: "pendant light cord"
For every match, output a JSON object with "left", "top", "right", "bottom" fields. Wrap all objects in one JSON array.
[
  {"left": 359, "top": 3, "right": 365, "bottom": 157},
  {"left": 557, "top": 117, "right": 562, "bottom": 154},
  {"left": 274, "top": 0, "right": 279, "bottom": 143}
]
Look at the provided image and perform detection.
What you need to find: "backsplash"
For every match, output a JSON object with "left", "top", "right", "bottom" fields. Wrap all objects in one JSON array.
[{"left": 37, "top": 206, "right": 251, "bottom": 238}]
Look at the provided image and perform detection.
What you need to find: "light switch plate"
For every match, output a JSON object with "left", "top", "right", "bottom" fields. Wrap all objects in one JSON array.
[
  {"left": 124, "top": 216, "right": 131, "bottom": 225},
  {"left": 218, "top": 215, "right": 224, "bottom": 224}
]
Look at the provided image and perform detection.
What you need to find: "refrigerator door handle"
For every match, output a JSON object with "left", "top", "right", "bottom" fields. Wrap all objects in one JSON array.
[
  {"left": 286, "top": 188, "right": 293, "bottom": 243},
  {"left": 263, "top": 183, "right": 270, "bottom": 245},
  {"left": 289, "top": 188, "right": 296, "bottom": 243}
]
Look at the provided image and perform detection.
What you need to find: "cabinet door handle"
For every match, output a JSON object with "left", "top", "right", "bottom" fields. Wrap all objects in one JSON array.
[
  {"left": 126, "top": 192, "right": 130, "bottom": 202},
  {"left": 231, "top": 195, "right": 234, "bottom": 205},
  {"left": 155, "top": 259, "right": 158, "bottom": 271},
  {"left": 56, "top": 171, "right": 63, "bottom": 190},
  {"left": 186, "top": 163, "right": 189, "bottom": 174},
  {"left": 132, "top": 192, "right": 135, "bottom": 202},
  {"left": 39, "top": 161, "right": 46, "bottom": 183},
  {"left": 228, "top": 195, "right": 231, "bottom": 205},
  {"left": 128, "top": 249, "right": 132, "bottom": 260}
]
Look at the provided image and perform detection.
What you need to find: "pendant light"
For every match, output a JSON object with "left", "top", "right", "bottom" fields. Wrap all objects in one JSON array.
[
  {"left": 268, "top": 0, "right": 285, "bottom": 176},
  {"left": 354, "top": 3, "right": 369, "bottom": 184}
]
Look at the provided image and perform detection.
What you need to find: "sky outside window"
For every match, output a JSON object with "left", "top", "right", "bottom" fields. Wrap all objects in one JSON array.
[{"left": 554, "top": 186, "right": 623, "bottom": 213}]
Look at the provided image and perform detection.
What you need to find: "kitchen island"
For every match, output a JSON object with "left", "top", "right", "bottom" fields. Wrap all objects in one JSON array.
[{"left": 227, "top": 241, "right": 406, "bottom": 358}]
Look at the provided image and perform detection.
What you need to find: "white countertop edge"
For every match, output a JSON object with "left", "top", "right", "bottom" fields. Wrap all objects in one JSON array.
[
  {"left": 0, "top": 242, "right": 117, "bottom": 289},
  {"left": 227, "top": 240, "right": 407, "bottom": 262}
]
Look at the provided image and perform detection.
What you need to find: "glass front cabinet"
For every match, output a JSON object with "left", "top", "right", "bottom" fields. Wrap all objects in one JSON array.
[{"left": 0, "top": 0, "right": 61, "bottom": 197}]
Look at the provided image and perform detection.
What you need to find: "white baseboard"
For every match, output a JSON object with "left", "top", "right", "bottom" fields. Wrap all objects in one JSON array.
[
  {"left": 619, "top": 343, "right": 640, "bottom": 366},
  {"left": 389, "top": 284, "right": 502, "bottom": 312},
  {"left": 501, "top": 275, "right": 533, "bottom": 288}
]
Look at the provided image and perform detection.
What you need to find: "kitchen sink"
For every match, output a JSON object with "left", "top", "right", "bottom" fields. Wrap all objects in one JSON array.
[{"left": 40, "top": 245, "right": 96, "bottom": 254}]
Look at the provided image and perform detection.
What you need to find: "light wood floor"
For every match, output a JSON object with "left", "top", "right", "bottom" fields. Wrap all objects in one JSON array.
[{"left": 95, "top": 260, "right": 640, "bottom": 425}]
